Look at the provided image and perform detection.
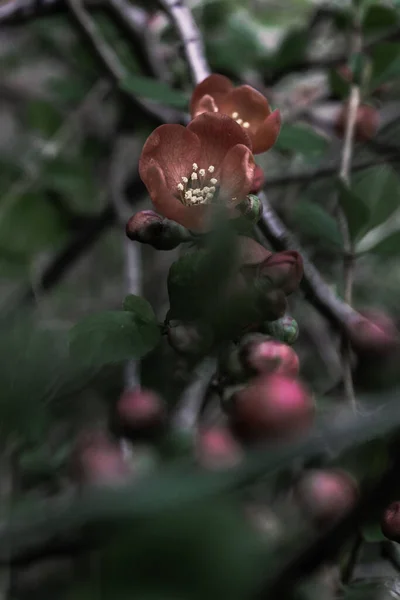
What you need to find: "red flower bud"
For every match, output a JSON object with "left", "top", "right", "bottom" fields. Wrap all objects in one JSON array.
[
  {"left": 258, "top": 251, "right": 303, "bottom": 295},
  {"left": 196, "top": 426, "right": 242, "bottom": 469},
  {"left": 335, "top": 104, "right": 379, "bottom": 143},
  {"left": 381, "top": 502, "right": 400, "bottom": 542},
  {"left": 70, "top": 430, "right": 129, "bottom": 487},
  {"left": 295, "top": 469, "right": 358, "bottom": 525},
  {"left": 249, "top": 165, "right": 265, "bottom": 195},
  {"left": 232, "top": 374, "right": 314, "bottom": 441},
  {"left": 346, "top": 309, "right": 399, "bottom": 357},
  {"left": 126, "top": 210, "right": 191, "bottom": 250},
  {"left": 116, "top": 388, "right": 166, "bottom": 440},
  {"left": 240, "top": 336, "right": 300, "bottom": 378}
]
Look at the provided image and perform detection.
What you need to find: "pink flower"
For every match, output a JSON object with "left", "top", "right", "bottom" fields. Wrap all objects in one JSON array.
[
  {"left": 190, "top": 74, "right": 281, "bottom": 154},
  {"left": 139, "top": 113, "right": 255, "bottom": 232}
]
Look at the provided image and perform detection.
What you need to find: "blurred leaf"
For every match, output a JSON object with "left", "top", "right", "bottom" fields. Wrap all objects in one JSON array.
[
  {"left": 362, "top": 4, "right": 399, "bottom": 33},
  {"left": 336, "top": 180, "right": 371, "bottom": 241},
  {"left": 123, "top": 295, "right": 157, "bottom": 321},
  {"left": 120, "top": 76, "right": 188, "bottom": 109},
  {"left": 370, "top": 42, "right": 400, "bottom": 87},
  {"left": 342, "top": 581, "right": 384, "bottom": 600},
  {"left": 329, "top": 68, "right": 351, "bottom": 99},
  {"left": 25, "top": 100, "right": 63, "bottom": 137},
  {"left": 291, "top": 200, "right": 343, "bottom": 249},
  {"left": 352, "top": 165, "right": 400, "bottom": 230},
  {"left": 275, "top": 124, "right": 328, "bottom": 159},
  {"left": 362, "top": 521, "right": 386, "bottom": 542},
  {"left": 274, "top": 28, "right": 308, "bottom": 68},
  {"left": 48, "top": 77, "right": 91, "bottom": 105},
  {"left": 363, "top": 230, "right": 400, "bottom": 258},
  {"left": 0, "top": 192, "right": 67, "bottom": 255},
  {"left": 43, "top": 157, "right": 104, "bottom": 214},
  {"left": 69, "top": 309, "right": 161, "bottom": 368}
]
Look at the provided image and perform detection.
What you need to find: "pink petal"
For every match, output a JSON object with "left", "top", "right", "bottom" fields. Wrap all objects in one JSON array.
[
  {"left": 252, "top": 109, "right": 281, "bottom": 154},
  {"left": 219, "top": 144, "right": 255, "bottom": 206}
]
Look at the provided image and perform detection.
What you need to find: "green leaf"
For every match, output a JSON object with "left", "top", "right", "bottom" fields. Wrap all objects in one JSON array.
[
  {"left": 0, "top": 192, "right": 67, "bottom": 255},
  {"left": 336, "top": 180, "right": 371, "bottom": 241},
  {"left": 362, "top": 4, "right": 399, "bottom": 33},
  {"left": 274, "top": 124, "right": 328, "bottom": 159},
  {"left": 120, "top": 75, "right": 188, "bottom": 109},
  {"left": 370, "top": 42, "right": 400, "bottom": 87},
  {"left": 328, "top": 68, "right": 351, "bottom": 99},
  {"left": 122, "top": 295, "right": 157, "bottom": 322},
  {"left": 274, "top": 28, "right": 308, "bottom": 68},
  {"left": 352, "top": 165, "right": 400, "bottom": 230},
  {"left": 291, "top": 200, "right": 343, "bottom": 249},
  {"left": 25, "top": 99, "right": 63, "bottom": 137},
  {"left": 362, "top": 521, "right": 386, "bottom": 542},
  {"left": 69, "top": 310, "right": 161, "bottom": 368},
  {"left": 364, "top": 230, "right": 400, "bottom": 258}
]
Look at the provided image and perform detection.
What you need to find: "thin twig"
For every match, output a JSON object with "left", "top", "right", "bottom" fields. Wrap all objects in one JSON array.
[
  {"left": 66, "top": 0, "right": 182, "bottom": 124},
  {"left": 158, "top": 0, "right": 210, "bottom": 85},
  {"left": 335, "top": 8, "right": 362, "bottom": 411}
]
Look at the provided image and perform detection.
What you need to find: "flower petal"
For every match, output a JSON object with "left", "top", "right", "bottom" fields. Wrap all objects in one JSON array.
[
  {"left": 190, "top": 74, "right": 233, "bottom": 118},
  {"left": 187, "top": 113, "right": 252, "bottom": 177},
  {"left": 219, "top": 85, "right": 271, "bottom": 129},
  {"left": 252, "top": 109, "right": 281, "bottom": 154},
  {"left": 192, "top": 94, "right": 219, "bottom": 118},
  {"left": 219, "top": 144, "right": 255, "bottom": 205},
  {"left": 139, "top": 124, "right": 201, "bottom": 191},
  {"left": 141, "top": 160, "right": 208, "bottom": 232}
]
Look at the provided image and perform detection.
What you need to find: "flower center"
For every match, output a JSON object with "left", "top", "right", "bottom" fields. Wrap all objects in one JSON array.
[
  {"left": 176, "top": 163, "right": 219, "bottom": 207},
  {"left": 231, "top": 112, "right": 250, "bottom": 129}
]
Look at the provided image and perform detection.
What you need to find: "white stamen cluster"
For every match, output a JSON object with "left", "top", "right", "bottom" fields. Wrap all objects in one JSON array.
[
  {"left": 232, "top": 112, "right": 250, "bottom": 129},
  {"left": 176, "top": 163, "right": 218, "bottom": 206}
]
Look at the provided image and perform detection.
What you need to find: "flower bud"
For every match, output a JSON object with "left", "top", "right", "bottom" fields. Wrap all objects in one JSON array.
[
  {"left": 126, "top": 210, "right": 191, "bottom": 250},
  {"left": 265, "top": 315, "right": 299, "bottom": 345},
  {"left": 115, "top": 388, "right": 166, "bottom": 440},
  {"left": 232, "top": 374, "right": 314, "bottom": 441},
  {"left": 381, "top": 502, "right": 400, "bottom": 542},
  {"left": 346, "top": 309, "right": 399, "bottom": 357},
  {"left": 335, "top": 104, "right": 379, "bottom": 143},
  {"left": 259, "top": 251, "right": 303, "bottom": 295},
  {"left": 70, "top": 430, "right": 130, "bottom": 487},
  {"left": 195, "top": 426, "right": 242, "bottom": 469},
  {"left": 249, "top": 165, "right": 265, "bottom": 195},
  {"left": 238, "top": 194, "right": 263, "bottom": 224},
  {"left": 295, "top": 469, "right": 358, "bottom": 526},
  {"left": 167, "top": 320, "right": 214, "bottom": 356},
  {"left": 239, "top": 335, "right": 300, "bottom": 378}
]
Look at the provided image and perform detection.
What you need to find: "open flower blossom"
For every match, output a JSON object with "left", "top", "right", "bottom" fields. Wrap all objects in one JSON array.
[
  {"left": 190, "top": 74, "right": 281, "bottom": 154},
  {"left": 139, "top": 113, "right": 255, "bottom": 231}
]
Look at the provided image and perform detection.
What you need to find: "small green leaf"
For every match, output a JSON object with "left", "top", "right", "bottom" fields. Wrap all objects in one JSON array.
[
  {"left": 364, "top": 230, "right": 400, "bottom": 258},
  {"left": 370, "top": 42, "right": 400, "bottom": 87},
  {"left": 120, "top": 75, "right": 188, "bottom": 109},
  {"left": 122, "top": 295, "right": 157, "bottom": 322},
  {"left": 328, "top": 68, "right": 351, "bottom": 99},
  {"left": 69, "top": 310, "right": 161, "bottom": 368},
  {"left": 362, "top": 4, "right": 399, "bottom": 33},
  {"left": 274, "top": 28, "right": 308, "bottom": 68},
  {"left": 336, "top": 180, "right": 370, "bottom": 241},
  {"left": 25, "top": 99, "right": 63, "bottom": 136},
  {"left": 291, "top": 200, "right": 343, "bottom": 249},
  {"left": 352, "top": 165, "right": 400, "bottom": 230},
  {"left": 275, "top": 124, "right": 328, "bottom": 159}
]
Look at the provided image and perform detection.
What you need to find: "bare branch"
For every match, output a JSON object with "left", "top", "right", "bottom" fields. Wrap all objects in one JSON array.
[{"left": 158, "top": 0, "right": 210, "bottom": 84}]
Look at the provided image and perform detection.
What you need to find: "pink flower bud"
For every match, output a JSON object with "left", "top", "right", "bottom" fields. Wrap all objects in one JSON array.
[
  {"left": 295, "top": 469, "right": 358, "bottom": 525},
  {"left": 196, "top": 426, "right": 242, "bottom": 469},
  {"left": 126, "top": 210, "right": 190, "bottom": 250},
  {"left": 116, "top": 388, "right": 166, "bottom": 439},
  {"left": 240, "top": 336, "right": 300, "bottom": 378},
  {"left": 381, "top": 502, "right": 400, "bottom": 542},
  {"left": 70, "top": 430, "right": 129, "bottom": 487},
  {"left": 259, "top": 251, "right": 303, "bottom": 295},
  {"left": 249, "top": 165, "right": 265, "bottom": 195},
  {"left": 233, "top": 374, "right": 314, "bottom": 441},
  {"left": 346, "top": 309, "right": 399, "bottom": 357}
]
